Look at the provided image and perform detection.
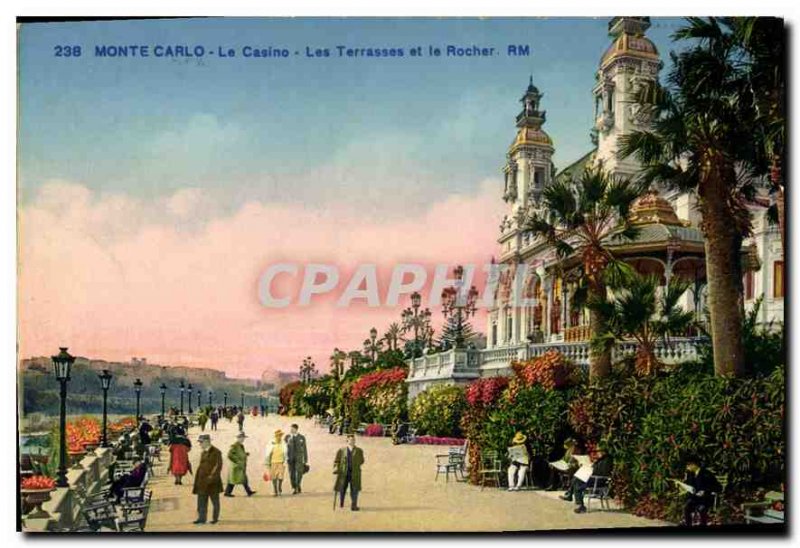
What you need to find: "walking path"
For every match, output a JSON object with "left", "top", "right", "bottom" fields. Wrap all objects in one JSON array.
[{"left": 145, "top": 415, "right": 668, "bottom": 532}]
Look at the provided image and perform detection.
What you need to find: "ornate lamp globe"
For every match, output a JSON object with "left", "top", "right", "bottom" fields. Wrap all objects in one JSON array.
[
  {"left": 51, "top": 347, "right": 75, "bottom": 381},
  {"left": 160, "top": 383, "right": 167, "bottom": 396},
  {"left": 370, "top": 327, "right": 378, "bottom": 339},
  {"left": 99, "top": 369, "right": 113, "bottom": 390},
  {"left": 133, "top": 378, "right": 143, "bottom": 394},
  {"left": 411, "top": 291, "right": 422, "bottom": 309}
]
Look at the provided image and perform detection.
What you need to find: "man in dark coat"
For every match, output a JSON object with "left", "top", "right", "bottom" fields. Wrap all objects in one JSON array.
[
  {"left": 571, "top": 447, "right": 613, "bottom": 514},
  {"left": 138, "top": 418, "right": 153, "bottom": 446},
  {"left": 333, "top": 434, "right": 364, "bottom": 511},
  {"left": 681, "top": 454, "right": 723, "bottom": 527},
  {"left": 286, "top": 423, "right": 309, "bottom": 494},
  {"left": 193, "top": 434, "right": 223, "bottom": 524}
]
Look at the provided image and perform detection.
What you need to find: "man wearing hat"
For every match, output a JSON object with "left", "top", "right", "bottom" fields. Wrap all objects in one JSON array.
[
  {"left": 224, "top": 431, "right": 256, "bottom": 497},
  {"left": 286, "top": 423, "right": 309, "bottom": 495},
  {"left": 333, "top": 434, "right": 364, "bottom": 510},
  {"left": 193, "top": 434, "right": 223, "bottom": 524},
  {"left": 507, "top": 432, "right": 532, "bottom": 491}
]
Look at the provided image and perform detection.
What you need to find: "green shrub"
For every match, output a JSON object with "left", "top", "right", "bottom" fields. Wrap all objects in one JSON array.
[
  {"left": 568, "top": 361, "right": 785, "bottom": 522},
  {"left": 409, "top": 384, "right": 467, "bottom": 437}
]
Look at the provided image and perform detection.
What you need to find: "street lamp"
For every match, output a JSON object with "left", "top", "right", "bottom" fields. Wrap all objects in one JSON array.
[
  {"left": 208, "top": 389, "right": 213, "bottom": 406},
  {"left": 364, "top": 327, "right": 380, "bottom": 365},
  {"left": 401, "top": 290, "right": 432, "bottom": 358},
  {"left": 241, "top": 391, "right": 245, "bottom": 408},
  {"left": 223, "top": 392, "right": 228, "bottom": 408},
  {"left": 160, "top": 383, "right": 167, "bottom": 418},
  {"left": 52, "top": 347, "right": 75, "bottom": 488},
  {"left": 134, "top": 378, "right": 143, "bottom": 425},
  {"left": 187, "top": 383, "right": 193, "bottom": 414},
  {"left": 98, "top": 369, "right": 113, "bottom": 447},
  {"left": 441, "top": 265, "right": 479, "bottom": 349},
  {"left": 179, "top": 380, "right": 185, "bottom": 416},
  {"left": 197, "top": 388, "right": 202, "bottom": 409}
]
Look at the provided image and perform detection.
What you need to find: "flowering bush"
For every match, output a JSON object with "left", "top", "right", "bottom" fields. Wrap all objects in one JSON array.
[
  {"left": 363, "top": 424, "right": 384, "bottom": 437},
  {"left": 409, "top": 384, "right": 467, "bottom": 437},
  {"left": 109, "top": 416, "right": 136, "bottom": 434},
  {"left": 510, "top": 350, "right": 581, "bottom": 390},
  {"left": 464, "top": 377, "right": 509, "bottom": 407},
  {"left": 568, "top": 362, "right": 785, "bottom": 523},
  {"left": 349, "top": 367, "right": 407, "bottom": 424},
  {"left": 66, "top": 417, "right": 101, "bottom": 452},
  {"left": 279, "top": 381, "right": 305, "bottom": 415}
]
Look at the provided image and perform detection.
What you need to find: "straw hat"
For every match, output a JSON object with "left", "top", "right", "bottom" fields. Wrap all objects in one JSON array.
[
  {"left": 274, "top": 429, "right": 284, "bottom": 438},
  {"left": 512, "top": 432, "right": 527, "bottom": 444}
]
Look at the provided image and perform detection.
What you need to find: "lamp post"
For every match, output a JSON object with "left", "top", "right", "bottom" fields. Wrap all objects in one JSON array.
[
  {"left": 241, "top": 392, "right": 245, "bottom": 408},
  {"left": 441, "top": 265, "right": 479, "bottom": 348},
  {"left": 98, "top": 369, "right": 113, "bottom": 447},
  {"left": 363, "top": 327, "right": 381, "bottom": 365},
  {"left": 134, "top": 378, "right": 143, "bottom": 425},
  {"left": 208, "top": 390, "right": 213, "bottom": 406},
  {"left": 179, "top": 380, "right": 185, "bottom": 416},
  {"left": 402, "top": 291, "right": 432, "bottom": 358},
  {"left": 52, "top": 347, "right": 75, "bottom": 488},
  {"left": 160, "top": 383, "right": 167, "bottom": 418},
  {"left": 187, "top": 383, "right": 193, "bottom": 414},
  {"left": 197, "top": 388, "right": 202, "bottom": 409},
  {"left": 223, "top": 392, "right": 228, "bottom": 408}
]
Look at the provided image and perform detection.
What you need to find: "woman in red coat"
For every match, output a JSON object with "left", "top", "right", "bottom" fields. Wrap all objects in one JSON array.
[{"left": 168, "top": 427, "right": 192, "bottom": 485}]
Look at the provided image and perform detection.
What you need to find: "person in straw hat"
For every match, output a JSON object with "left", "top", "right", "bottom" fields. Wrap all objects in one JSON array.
[
  {"left": 266, "top": 429, "right": 288, "bottom": 496},
  {"left": 224, "top": 431, "right": 256, "bottom": 497},
  {"left": 506, "top": 431, "right": 532, "bottom": 491}
]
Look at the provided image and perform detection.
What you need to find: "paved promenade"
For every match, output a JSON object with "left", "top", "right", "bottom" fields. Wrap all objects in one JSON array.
[{"left": 145, "top": 415, "right": 668, "bottom": 532}]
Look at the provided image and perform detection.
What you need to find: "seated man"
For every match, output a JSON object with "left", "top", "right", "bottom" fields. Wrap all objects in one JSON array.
[
  {"left": 565, "top": 446, "right": 612, "bottom": 514},
  {"left": 109, "top": 459, "right": 148, "bottom": 502},
  {"left": 506, "top": 432, "right": 532, "bottom": 491},
  {"left": 548, "top": 438, "right": 578, "bottom": 491},
  {"left": 680, "top": 454, "right": 722, "bottom": 527}
]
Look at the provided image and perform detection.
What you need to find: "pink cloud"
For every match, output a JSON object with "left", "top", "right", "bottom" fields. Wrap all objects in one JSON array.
[{"left": 19, "top": 179, "right": 505, "bottom": 379}]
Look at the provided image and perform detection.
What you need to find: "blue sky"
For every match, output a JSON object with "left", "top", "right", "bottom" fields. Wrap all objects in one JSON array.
[{"left": 19, "top": 17, "right": 687, "bottom": 216}]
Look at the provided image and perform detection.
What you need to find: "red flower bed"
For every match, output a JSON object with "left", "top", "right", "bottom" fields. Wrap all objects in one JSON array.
[
  {"left": 412, "top": 436, "right": 466, "bottom": 446},
  {"left": 21, "top": 475, "right": 56, "bottom": 490},
  {"left": 350, "top": 367, "right": 407, "bottom": 400},
  {"left": 363, "top": 424, "right": 384, "bottom": 437},
  {"left": 465, "top": 377, "right": 509, "bottom": 407}
]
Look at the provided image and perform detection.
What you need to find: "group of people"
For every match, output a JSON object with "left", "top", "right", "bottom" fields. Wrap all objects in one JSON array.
[
  {"left": 162, "top": 418, "right": 363, "bottom": 525},
  {"left": 506, "top": 432, "right": 722, "bottom": 524}
]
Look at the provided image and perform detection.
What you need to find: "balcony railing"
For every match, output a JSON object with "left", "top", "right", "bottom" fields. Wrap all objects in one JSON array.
[{"left": 406, "top": 337, "right": 705, "bottom": 381}]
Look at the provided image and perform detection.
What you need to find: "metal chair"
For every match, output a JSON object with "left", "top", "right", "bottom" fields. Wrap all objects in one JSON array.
[
  {"left": 478, "top": 450, "right": 503, "bottom": 490},
  {"left": 435, "top": 453, "right": 460, "bottom": 482},
  {"left": 584, "top": 475, "right": 611, "bottom": 512}
]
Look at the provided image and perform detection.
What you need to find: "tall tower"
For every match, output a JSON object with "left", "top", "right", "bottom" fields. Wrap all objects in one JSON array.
[
  {"left": 501, "top": 77, "right": 555, "bottom": 229},
  {"left": 592, "top": 17, "right": 661, "bottom": 178}
]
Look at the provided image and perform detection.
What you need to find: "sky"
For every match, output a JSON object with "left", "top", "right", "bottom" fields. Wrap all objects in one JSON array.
[{"left": 18, "top": 17, "right": 687, "bottom": 379}]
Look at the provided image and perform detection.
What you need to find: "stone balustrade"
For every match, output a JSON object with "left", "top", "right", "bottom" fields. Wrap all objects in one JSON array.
[{"left": 406, "top": 337, "right": 705, "bottom": 399}]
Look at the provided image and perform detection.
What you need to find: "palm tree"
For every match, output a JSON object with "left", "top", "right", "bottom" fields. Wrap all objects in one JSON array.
[
  {"left": 590, "top": 273, "right": 695, "bottom": 376},
  {"left": 731, "top": 17, "right": 785, "bottom": 255},
  {"left": 619, "top": 17, "right": 765, "bottom": 377},
  {"left": 329, "top": 348, "right": 346, "bottom": 381},
  {"left": 523, "top": 166, "right": 642, "bottom": 378},
  {"left": 383, "top": 323, "right": 402, "bottom": 352}
]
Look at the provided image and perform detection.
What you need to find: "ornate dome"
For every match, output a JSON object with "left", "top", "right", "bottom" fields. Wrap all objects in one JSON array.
[
  {"left": 510, "top": 126, "right": 553, "bottom": 152},
  {"left": 601, "top": 31, "right": 659, "bottom": 68},
  {"left": 629, "top": 190, "right": 683, "bottom": 226}
]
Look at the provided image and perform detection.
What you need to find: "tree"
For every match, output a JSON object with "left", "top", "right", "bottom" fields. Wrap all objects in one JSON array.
[
  {"left": 383, "top": 323, "right": 402, "bottom": 352},
  {"left": 619, "top": 17, "right": 767, "bottom": 377},
  {"left": 731, "top": 17, "right": 785, "bottom": 256},
  {"left": 329, "top": 348, "right": 346, "bottom": 381},
  {"left": 523, "top": 166, "right": 642, "bottom": 378},
  {"left": 590, "top": 273, "right": 695, "bottom": 376},
  {"left": 438, "top": 315, "right": 477, "bottom": 350}
]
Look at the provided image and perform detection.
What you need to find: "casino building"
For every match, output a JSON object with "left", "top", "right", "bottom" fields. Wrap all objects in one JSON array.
[{"left": 406, "top": 17, "right": 783, "bottom": 399}]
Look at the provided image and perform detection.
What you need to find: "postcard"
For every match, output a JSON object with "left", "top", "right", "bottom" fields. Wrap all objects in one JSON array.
[{"left": 16, "top": 15, "right": 785, "bottom": 534}]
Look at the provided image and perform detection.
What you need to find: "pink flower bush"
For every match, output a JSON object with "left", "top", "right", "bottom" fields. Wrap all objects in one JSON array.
[
  {"left": 465, "top": 377, "right": 509, "bottom": 407},
  {"left": 364, "top": 423, "right": 384, "bottom": 437},
  {"left": 412, "top": 436, "right": 466, "bottom": 446},
  {"left": 350, "top": 367, "right": 407, "bottom": 400}
]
